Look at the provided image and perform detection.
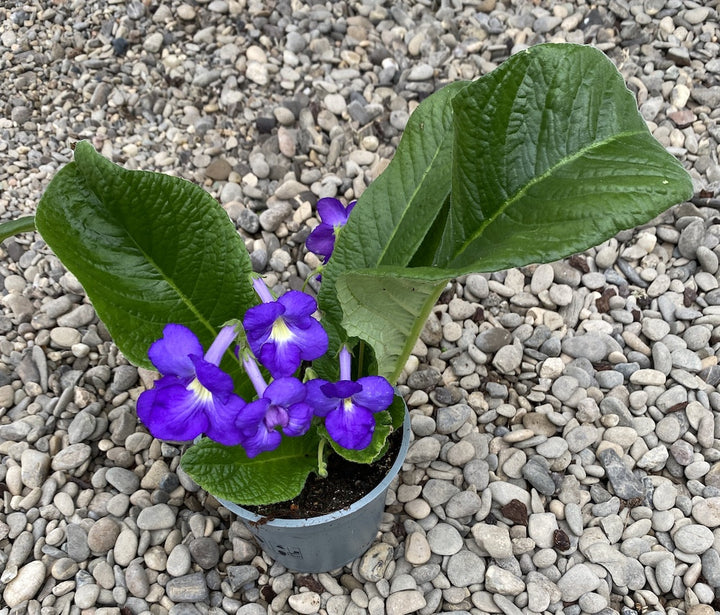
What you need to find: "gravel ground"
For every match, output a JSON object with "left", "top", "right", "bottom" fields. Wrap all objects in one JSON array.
[{"left": 2, "top": 0, "right": 720, "bottom": 614}]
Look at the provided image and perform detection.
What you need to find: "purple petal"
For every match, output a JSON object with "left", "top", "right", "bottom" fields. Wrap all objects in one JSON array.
[
  {"left": 286, "top": 319, "right": 328, "bottom": 361},
  {"left": 279, "top": 291, "right": 318, "bottom": 319},
  {"left": 322, "top": 380, "right": 362, "bottom": 399},
  {"left": 259, "top": 340, "right": 302, "bottom": 378},
  {"left": 204, "top": 395, "right": 247, "bottom": 446},
  {"left": 264, "top": 377, "right": 307, "bottom": 407},
  {"left": 191, "top": 356, "right": 236, "bottom": 402},
  {"left": 305, "top": 379, "right": 339, "bottom": 416},
  {"left": 306, "top": 224, "right": 336, "bottom": 260},
  {"left": 325, "top": 402, "right": 376, "bottom": 450},
  {"left": 284, "top": 402, "right": 313, "bottom": 436},
  {"left": 237, "top": 398, "right": 271, "bottom": 433},
  {"left": 316, "top": 197, "right": 350, "bottom": 226},
  {"left": 243, "top": 423, "right": 282, "bottom": 457},
  {"left": 136, "top": 377, "right": 209, "bottom": 441},
  {"left": 264, "top": 405, "right": 289, "bottom": 430},
  {"left": 243, "top": 302, "right": 285, "bottom": 348},
  {"left": 352, "top": 376, "right": 394, "bottom": 413},
  {"left": 148, "top": 324, "right": 202, "bottom": 378}
]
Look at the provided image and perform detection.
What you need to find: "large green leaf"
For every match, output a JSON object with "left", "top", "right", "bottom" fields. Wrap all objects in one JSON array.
[
  {"left": 437, "top": 43, "right": 693, "bottom": 270},
  {"left": 317, "top": 44, "right": 692, "bottom": 383},
  {"left": 35, "top": 142, "right": 255, "bottom": 384},
  {"left": 181, "top": 429, "right": 321, "bottom": 505}
]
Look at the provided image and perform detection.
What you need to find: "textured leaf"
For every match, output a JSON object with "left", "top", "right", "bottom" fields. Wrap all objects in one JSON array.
[
  {"left": 336, "top": 271, "right": 445, "bottom": 382},
  {"left": 35, "top": 142, "right": 256, "bottom": 384},
  {"left": 437, "top": 43, "right": 693, "bottom": 270},
  {"left": 181, "top": 429, "right": 320, "bottom": 505},
  {"left": 318, "top": 44, "right": 692, "bottom": 384}
]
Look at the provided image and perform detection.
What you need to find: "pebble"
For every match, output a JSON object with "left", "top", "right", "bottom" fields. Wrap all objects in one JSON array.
[
  {"left": 427, "top": 523, "right": 463, "bottom": 555},
  {"left": 447, "top": 550, "right": 486, "bottom": 586},
  {"left": 136, "top": 503, "right": 176, "bottom": 530},
  {"left": 50, "top": 443, "right": 92, "bottom": 470},
  {"left": 114, "top": 528, "right": 139, "bottom": 566},
  {"left": 692, "top": 497, "right": 720, "bottom": 527},
  {"left": 288, "top": 592, "right": 321, "bottom": 614},
  {"left": 404, "top": 532, "right": 431, "bottom": 565},
  {"left": 87, "top": 517, "right": 121, "bottom": 554},
  {"left": 20, "top": 449, "right": 50, "bottom": 488},
  {"left": 472, "top": 523, "right": 513, "bottom": 559},
  {"left": 386, "top": 590, "right": 426, "bottom": 615},
  {"left": 485, "top": 565, "right": 525, "bottom": 595},
  {"left": 2, "top": 561, "right": 46, "bottom": 606},
  {"left": 674, "top": 524, "right": 715, "bottom": 554},
  {"left": 359, "top": 543, "right": 394, "bottom": 582},
  {"left": 557, "top": 563, "right": 601, "bottom": 601},
  {"left": 165, "top": 573, "right": 209, "bottom": 602}
]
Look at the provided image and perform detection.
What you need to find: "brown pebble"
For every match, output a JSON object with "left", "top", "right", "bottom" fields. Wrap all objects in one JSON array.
[
  {"left": 501, "top": 499, "right": 528, "bottom": 525},
  {"left": 205, "top": 158, "right": 232, "bottom": 181},
  {"left": 553, "top": 529, "right": 571, "bottom": 551}
]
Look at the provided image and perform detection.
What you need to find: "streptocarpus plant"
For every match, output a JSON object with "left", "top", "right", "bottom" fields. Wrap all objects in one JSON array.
[{"left": 1, "top": 44, "right": 692, "bottom": 506}]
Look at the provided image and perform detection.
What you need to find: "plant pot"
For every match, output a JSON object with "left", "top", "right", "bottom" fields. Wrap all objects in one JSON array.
[{"left": 217, "top": 409, "right": 411, "bottom": 573}]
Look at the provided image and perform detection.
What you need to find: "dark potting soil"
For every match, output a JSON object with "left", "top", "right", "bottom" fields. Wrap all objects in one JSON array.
[{"left": 247, "top": 428, "right": 403, "bottom": 520}]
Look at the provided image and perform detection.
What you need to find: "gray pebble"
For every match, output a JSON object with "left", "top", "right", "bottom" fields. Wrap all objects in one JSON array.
[
  {"left": 167, "top": 544, "right": 193, "bottom": 577},
  {"left": 136, "top": 503, "right": 176, "bottom": 530},
  {"left": 427, "top": 523, "right": 463, "bottom": 555},
  {"left": 674, "top": 524, "right": 715, "bottom": 554},
  {"left": 105, "top": 467, "right": 140, "bottom": 494},
  {"left": 166, "top": 572, "right": 209, "bottom": 603},
  {"left": 189, "top": 536, "right": 220, "bottom": 569},
  {"left": 436, "top": 404, "right": 471, "bottom": 434},
  {"left": 597, "top": 449, "right": 646, "bottom": 500},
  {"left": 446, "top": 550, "right": 485, "bottom": 586}
]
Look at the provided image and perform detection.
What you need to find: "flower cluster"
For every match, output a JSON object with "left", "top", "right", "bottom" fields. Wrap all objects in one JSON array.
[{"left": 137, "top": 198, "right": 393, "bottom": 456}]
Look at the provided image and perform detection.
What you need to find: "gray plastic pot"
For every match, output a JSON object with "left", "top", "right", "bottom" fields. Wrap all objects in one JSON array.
[{"left": 217, "top": 409, "right": 411, "bottom": 573}]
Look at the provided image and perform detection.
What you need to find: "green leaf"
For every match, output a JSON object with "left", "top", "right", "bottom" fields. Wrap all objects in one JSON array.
[
  {"left": 437, "top": 43, "right": 693, "bottom": 271},
  {"left": 336, "top": 271, "right": 446, "bottom": 382},
  {"left": 317, "top": 43, "right": 692, "bottom": 384},
  {"left": 35, "top": 142, "right": 256, "bottom": 389},
  {"left": 0, "top": 216, "right": 35, "bottom": 243},
  {"left": 181, "top": 429, "right": 321, "bottom": 505},
  {"left": 321, "top": 394, "right": 407, "bottom": 464}
]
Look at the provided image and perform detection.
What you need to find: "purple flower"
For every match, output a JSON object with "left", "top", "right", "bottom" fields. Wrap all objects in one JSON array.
[
  {"left": 236, "top": 356, "right": 313, "bottom": 457},
  {"left": 243, "top": 278, "right": 328, "bottom": 378},
  {"left": 136, "top": 324, "right": 246, "bottom": 446},
  {"left": 306, "top": 346, "right": 394, "bottom": 450},
  {"left": 306, "top": 197, "right": 356, "bottom": 263}
]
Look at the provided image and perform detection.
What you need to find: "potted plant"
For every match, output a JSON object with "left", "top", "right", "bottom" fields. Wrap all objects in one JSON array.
[{"left": 1, "top": 44, "right": 692, "bottom": 572}]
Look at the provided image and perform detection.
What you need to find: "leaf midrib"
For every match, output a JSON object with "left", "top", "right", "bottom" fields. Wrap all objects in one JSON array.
[
  {"left": 89, "top": 164, "right": 219, "bottom": 339},
  {"left": 451, "top": 127, "right": 647, "bottom": 261}
]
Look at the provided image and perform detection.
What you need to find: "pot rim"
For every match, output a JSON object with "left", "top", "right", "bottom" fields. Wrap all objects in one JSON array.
[{"left": 218, "top": 408, "right": 411, "bottom": 527}]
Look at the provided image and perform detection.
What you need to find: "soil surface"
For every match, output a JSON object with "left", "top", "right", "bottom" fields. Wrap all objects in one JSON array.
[{"left": 247, "top": 428, "right": 403, "bottom": 519}]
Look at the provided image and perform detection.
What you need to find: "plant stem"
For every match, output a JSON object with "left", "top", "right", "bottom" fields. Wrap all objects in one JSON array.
[
  {"left": 0, "top": 216, "right": 35, "bottom": 243},
  {"left": 317, "top": 438, "right": 328, "bottom": 478}
]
